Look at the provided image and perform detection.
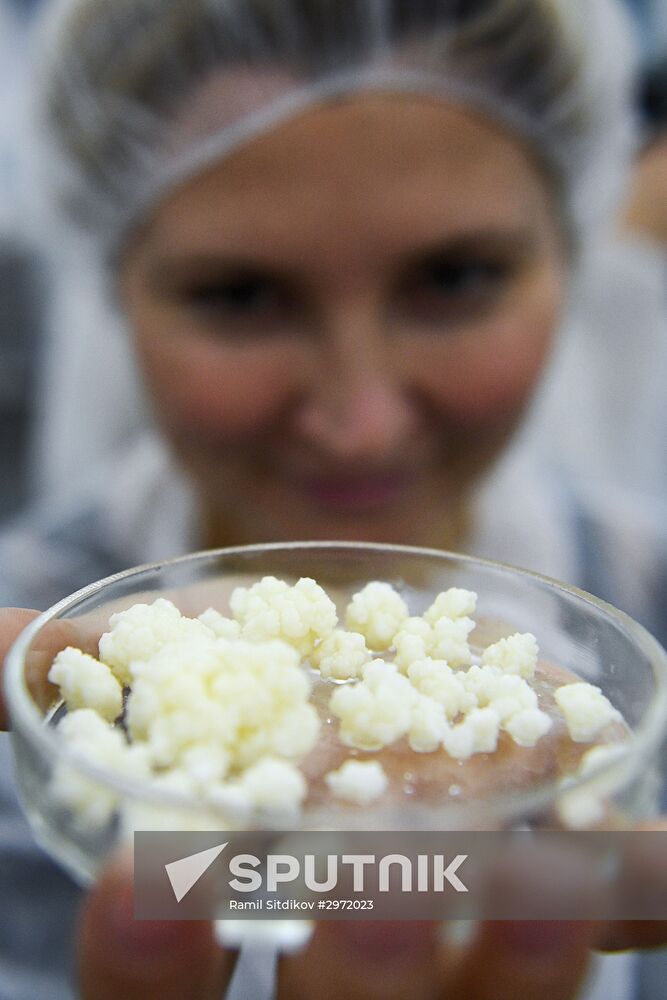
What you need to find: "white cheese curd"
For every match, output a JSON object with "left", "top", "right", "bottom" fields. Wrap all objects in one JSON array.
[
  {"left": 491, "top": 689, "right": 539, "bottom": 725},
  {"left": 126, "top": 636, "right": 319, "bottom": 771},
  {"left": 120, "top": 799, "right": 223, "bottom": 836},
  {"left": 180, "top": 744, "right": 231, "bottom": 786},
  {"left": 554, "top": 683, "right": 622, "bottom": 742},
  {"left": 556, "top": 788, "right": 606, "bottom": 829},
  {"left": 53, "top": 709, "right": 152, "bottom": 831},
  {"left": 441, "top": 707, "right": 502, "bottom": 758},
  {"left": 460, "top": 664, "right": 495, "bottom": 701},
  {"left": 309, "top": 629, "right": 372, "bottom": 680},
  {"left": 407, "top": 658, "right": 476, "bottom": 720},
  {"left": 393, "top": 617, "right": 432, "bottom": 671},
  {"left": 424, "top": 588, "right": 477, "bottom": 625},
  {"left": 230, "top": 576, "right": 337, "bottom": 655},
  {"left": 179, "top": 757, "right": 308, "bottom": 829},
  {"left": 57, "top": 707, "right": 128, "bottom": 759},
  {"left": 46, "top": 577, "right": 629, "bottom": 833},
  {"left": 119, "top": 769, "right": 225, "bottom": 836},
  {"left": 345, "top": 581, "right": 409, "bottom": 650},
  {"left": 151, "top": 768, "right": 200, "bottom": 796},
  {"left": 465, "top": 707, "right": 501, "bottom": 753},
  {"left": 361, "top": 658, "right": 415, "bottom": 693},
  {"left": 463, "top": 666, "right": 537, "bottom": 720},
  {"left": 329, "top": 663, "right": 415, "bottom": 751},
  {"left": 237, "top": 757, "right": 307, "bottom": 813},
  {"left": 556, "top": 743, "right": 629, "bottom": 830},
  {"left": 198, "top": 608, "right": 242, "bottom": 639},
  {"left": 325, "top": 759, "right": 389, "bottom": 804},
  {"left": 205, "top": 781, "right": 253, "bottom": 821},
  {"left": 125, "top": 643, "right": 232, "bottom": 765},
  {"left": 253, "top": 703, "right": 321, "bottom": 763},
  {"left": 504, "top": 707, "right": 553, "bottom": 747},
  {"left": 395, "top": 614, "right": 474, "bottom": 671},
  {"left": 408, "top": 695, "right": 448, "bottom": 753},
  {"left": 48, "top": 647, "right": 123, "bottom": 722},
  {"left": 442, "top": 720, "right": 476, "bottom": 760},
  {"left": 429, "top": 615, "right": 475, "bottom": 667},
  {"left": 578, "top": 742, "right": 626, "bottom": 775},
  {"left": 53, "top": 765, "right": 121, "bottom": 832},
  {"left": 481, "top": 632, "right": 539, "bottom": 680},
  {"left": 99, "top": 598, "right": 215, "bottom": 684}
]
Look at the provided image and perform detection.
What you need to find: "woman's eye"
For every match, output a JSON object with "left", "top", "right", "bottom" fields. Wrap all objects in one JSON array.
[
  {"left": 402, "top": 257, "right": 510, "bottom": 323},
  {"left": 186, "top": 275, "right": 279, "bottom": 312},
  {"left": 426, "top": 260, "right": 504, "bottom": 294}
]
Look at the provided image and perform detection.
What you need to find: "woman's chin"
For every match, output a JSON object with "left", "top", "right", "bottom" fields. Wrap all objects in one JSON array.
[{"left": 231, "top": 503, "right": 465, "bottom": 550}]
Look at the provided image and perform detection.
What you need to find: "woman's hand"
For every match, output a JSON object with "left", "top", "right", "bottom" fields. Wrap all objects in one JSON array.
[
  {"left": 0, "top": 608, "right": 41, "bottom": 728},
  {"left": 78, "top": 862, "right": 600, "bottom": 1000},
  {"left": 1, "top": 610, "right": 666, "bottom": 999},
  {"left": 76, "top": 873, "right": 667, "bottom": 1000}
]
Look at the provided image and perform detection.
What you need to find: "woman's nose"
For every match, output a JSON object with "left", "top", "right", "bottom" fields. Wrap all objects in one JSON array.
[{"left": 293, "top": 315, "right": 420, "bottom": 462}]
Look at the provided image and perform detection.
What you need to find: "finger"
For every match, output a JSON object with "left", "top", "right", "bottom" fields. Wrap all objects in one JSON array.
[
  {"left": 2, "top": 608, "right": 105, "bottom": 730},
  {"left": 279, "top": 919, "right": 598, "bottom": 1000},
  {"left": 440, "top": 920, "right": 598, "bottom": 1000},
  {"left": 77, "top": 857, "right": 235, "bottom": 1000},
  {"left": 279, "top": 921, "right": 443, "bottom": 1000},
  {"left": 597, "top": 921, "right": 667, "bottom": 951},
  {"left": 596, "top": 819, "right": 667, "bottom": 952},
  {"left": 0, "top": 609, "right": 41, "bottom": 729}
]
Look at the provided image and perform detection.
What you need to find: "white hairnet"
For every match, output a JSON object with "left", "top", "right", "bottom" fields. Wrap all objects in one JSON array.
[{"left": 29, "top": 0, "right": 638, "bottom": 261}]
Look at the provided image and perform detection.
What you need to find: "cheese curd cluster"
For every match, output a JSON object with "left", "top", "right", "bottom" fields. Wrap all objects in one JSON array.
[
  {"left": 309, "top": 629, "right": 372, "bottom": 680},
  {"left": 329, "top": 639, "right": 551, "bottom": 759},
  {"left": 556, "top": 743, "right": 628, "bottom": 829},
  {"left": 52, "top": 709, "right": 152, "bottom": 829},
  {"left": 387, "top": 587, "right": 476, "bottom": 672},
  {"left": 328, "top": 589, "right": 548, "bottom": 760},
  {"left": 325, "top": 760, "right": 389, "bottom": 805},
  {"left": 230, "top": 576, "right": 337, "bottom": 655},
  {"left": 345, "top": 582, "right": 409, "bottom": 650},
  {"left": 327, "top": 585, "right": 621, "bottom": 765},
  {"left": 47, "top": 578, "right": 626, "bottom": 829},
  {"left": 554, "top": 682, "right": 622, "bottom": 742},
  {"left": 98, "top": 597, "right": 214, "bottom": 686},
  {"left": 48, "top": 648, "right": 123, "bottom": 722},
  {"left": 50, "top": 586, "right": 326, "bottom": 829}
]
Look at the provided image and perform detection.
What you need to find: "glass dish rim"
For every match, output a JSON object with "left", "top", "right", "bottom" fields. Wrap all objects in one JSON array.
[{"left": 5, "top": 540, "right": 667, "bottom": 828}]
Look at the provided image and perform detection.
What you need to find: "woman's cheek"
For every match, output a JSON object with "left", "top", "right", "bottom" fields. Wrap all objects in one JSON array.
[
  {"left": 134, "top": 331, "right": 306, "bottom": 440},
  {"left": 411, "top": 298, "right": 559, "bottom": 427}
]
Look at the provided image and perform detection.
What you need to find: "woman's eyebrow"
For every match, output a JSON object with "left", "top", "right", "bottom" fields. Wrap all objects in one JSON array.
[
  {"left": 403, "top": 228, "right": 539, "bottom": 263},
  {"left": 145, "top": 254, "right": 283, "bottom": 289},
  {"left": 146, "top": 227, "right": 539, "bottom": 287}
]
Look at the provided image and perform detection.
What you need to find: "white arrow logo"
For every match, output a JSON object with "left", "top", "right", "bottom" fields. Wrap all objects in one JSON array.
[{"left": 165, "top": 842, "right": 228, "bottom": 903}]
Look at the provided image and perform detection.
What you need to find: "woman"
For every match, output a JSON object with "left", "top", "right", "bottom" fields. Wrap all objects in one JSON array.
[{"left": 0, "top": 0, "right": 666, "bottom": 998}]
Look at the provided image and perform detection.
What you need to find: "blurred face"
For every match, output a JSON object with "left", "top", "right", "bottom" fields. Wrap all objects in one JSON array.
[{"left": 121, "top": 94, "right": 566, "bottom": 549}]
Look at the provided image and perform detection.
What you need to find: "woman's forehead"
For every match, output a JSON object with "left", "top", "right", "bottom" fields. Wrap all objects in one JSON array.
[{"left": 140, "top": 93, "right": 558, "bottom": 260}]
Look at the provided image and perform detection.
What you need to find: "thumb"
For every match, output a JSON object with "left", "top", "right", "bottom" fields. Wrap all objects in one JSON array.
[
  {"left": 279, "top": 919, "right": 597, "bottom": 1000},
  {"left": 279, "top": 921, "right": 443, "bottom": 999},
  {"left": 441, "top": 920, "right": 597, "bottom": 1000},
  {"left": 0, "top": 608, "right": 41, "bottom": 730},
  {"left": 77, "top": 859, "right": 234, "bottom": 1000}
]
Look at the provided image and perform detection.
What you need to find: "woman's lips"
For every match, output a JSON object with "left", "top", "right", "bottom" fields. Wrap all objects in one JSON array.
[{"left": 293, "top": 471, "right": 414, "bottom": 512}]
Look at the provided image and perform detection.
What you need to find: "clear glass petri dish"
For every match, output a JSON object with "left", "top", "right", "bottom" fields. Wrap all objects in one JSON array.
[{"left": 5, "top": 541, "right": 667, "bottom": 889}]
